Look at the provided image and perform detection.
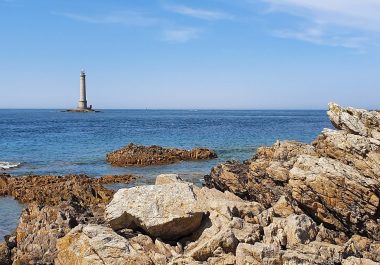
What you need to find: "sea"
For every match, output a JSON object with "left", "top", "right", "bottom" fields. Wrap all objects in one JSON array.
[{"left": 0, "top": 109, "right": 332, "bottom": 239}]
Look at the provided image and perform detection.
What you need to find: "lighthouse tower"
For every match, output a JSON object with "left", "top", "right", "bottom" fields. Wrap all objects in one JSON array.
[
  {"left": 78, "top": 70, "right": 88, "bottom": 110},
  {"left": 65, "top": 70, "right": 95, "bottom": 112}
]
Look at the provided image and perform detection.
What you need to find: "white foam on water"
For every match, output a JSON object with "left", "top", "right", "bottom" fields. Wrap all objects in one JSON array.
[{"left": 0, "top": 161, "right": 21, "bottom": 170}]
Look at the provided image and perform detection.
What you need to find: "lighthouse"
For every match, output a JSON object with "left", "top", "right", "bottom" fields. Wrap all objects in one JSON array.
[
  {"left": 78, "top": 70, "right": 88, "bottom": 110},
  {"left": 65, "top": 70, "right": 96, "bottom": 112}
]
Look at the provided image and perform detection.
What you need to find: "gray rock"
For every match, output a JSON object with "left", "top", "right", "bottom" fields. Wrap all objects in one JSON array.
[{"left": 105, "top": 183, "right": 203, "bottom": 240}]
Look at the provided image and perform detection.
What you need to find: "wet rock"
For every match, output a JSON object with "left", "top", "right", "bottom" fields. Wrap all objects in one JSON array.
[
  {"left": 106, "top": 143, "right": 217, "bottom": 167},
  {"left": 96, "top": 174, "right": 139, "bottom": 184},
  {"left": 0, "top": 174, "right": 136, "bottom": 206},
  {"left": 105, "top": 183, "right": 204, "bottom": 240}
]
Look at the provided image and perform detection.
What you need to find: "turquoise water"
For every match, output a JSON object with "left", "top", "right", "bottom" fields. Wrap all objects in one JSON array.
[{"left": 0, "top": 109, "right": 332, "bottom": 239}]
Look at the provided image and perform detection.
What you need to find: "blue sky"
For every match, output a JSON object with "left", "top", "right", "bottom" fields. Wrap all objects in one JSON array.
[{"left": 0, "top": 0, "right": 379, "bottom": 109}]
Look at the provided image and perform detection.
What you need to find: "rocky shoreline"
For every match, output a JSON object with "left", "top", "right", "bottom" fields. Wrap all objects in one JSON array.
[{"left": 1, "top": 103, "right": 380, "bottom": 264}]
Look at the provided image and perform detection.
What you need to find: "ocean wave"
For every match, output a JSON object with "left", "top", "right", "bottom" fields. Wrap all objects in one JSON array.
[{"left": 0, "top": 161, "right": 21, "bottom": 170}]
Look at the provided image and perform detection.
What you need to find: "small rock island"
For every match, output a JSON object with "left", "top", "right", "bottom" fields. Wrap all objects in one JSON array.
[{"left": 106, "top": 143, "right": 218, "bottom": 166}]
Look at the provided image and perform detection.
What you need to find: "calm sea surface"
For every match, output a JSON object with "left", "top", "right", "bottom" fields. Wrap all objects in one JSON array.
[{"left": 0, "top": 109, "right": 332, "bottom": 239}]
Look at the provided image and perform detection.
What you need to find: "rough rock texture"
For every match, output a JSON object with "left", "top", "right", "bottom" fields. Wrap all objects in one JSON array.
[
  {"left": 328, "top": 102, "right": 380, "bottom": 140},
  {"left": 105, "top": 182, "right": 204, "bottom": 240},
  {"left": 204, "top": 141, "right": 316, "bottom": 207},
  {"left": 263, "top": 214, "right": 318, "bottom": 248},
  {"left": 342, "top": 257, "right": 380, "bottom": 265},
  {"left": 0, "top": 174, "right": 136, "bottom": 264},
  {"left": 313, "top": 128, "right": 380, "bottom": 180},
  {"left": 0, "top": 242, "right": 10, "bottom": 265},
  {"left": 106, "top": 143, "right": 217, "bottom": 167},
  {"left": 56, "top": 225, "right": 153, "bottom": 265},
  {"left": 289, "top": 155, "right": 379, "bottom": 237},
  {"left": 0, "top": 174, "right": 137, "bottom": 205},
  {"left": 57, "top": 174, "right": 268, "bottom": 264},
  {"left": 204, "top": 103, "right": 380, "bottom": 264},
  {"left": 12, "top": 202, "right": 106, "bottom": 264}
]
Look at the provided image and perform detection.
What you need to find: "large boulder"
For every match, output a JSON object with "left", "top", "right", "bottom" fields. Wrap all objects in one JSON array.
[
  {"left": 105, "top": 183, "right": 204, "bottom": 240},
  {"left": 106, "top": 143, "right": 217, "bottom": 167}
]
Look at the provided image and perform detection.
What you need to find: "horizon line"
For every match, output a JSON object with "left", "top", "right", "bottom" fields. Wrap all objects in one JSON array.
[{"left": 0, "top": 107, "right": 328, "bottom": 111}]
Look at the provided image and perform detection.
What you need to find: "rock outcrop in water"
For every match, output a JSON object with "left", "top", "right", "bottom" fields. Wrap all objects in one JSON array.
[
  {"left": 106, "top": 143, "right": 217, "bottom": 166},
  {"left": 2, "top": 103, "right": 380, "bottom": 265}
]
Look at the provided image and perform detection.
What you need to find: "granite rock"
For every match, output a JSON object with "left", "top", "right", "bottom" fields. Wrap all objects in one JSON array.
[
  {"left": 328, "top": 102, "right": 380, "bottom": 140},
  {"left": 105, "top": 183, "right": 204, "bottom": 240}
]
